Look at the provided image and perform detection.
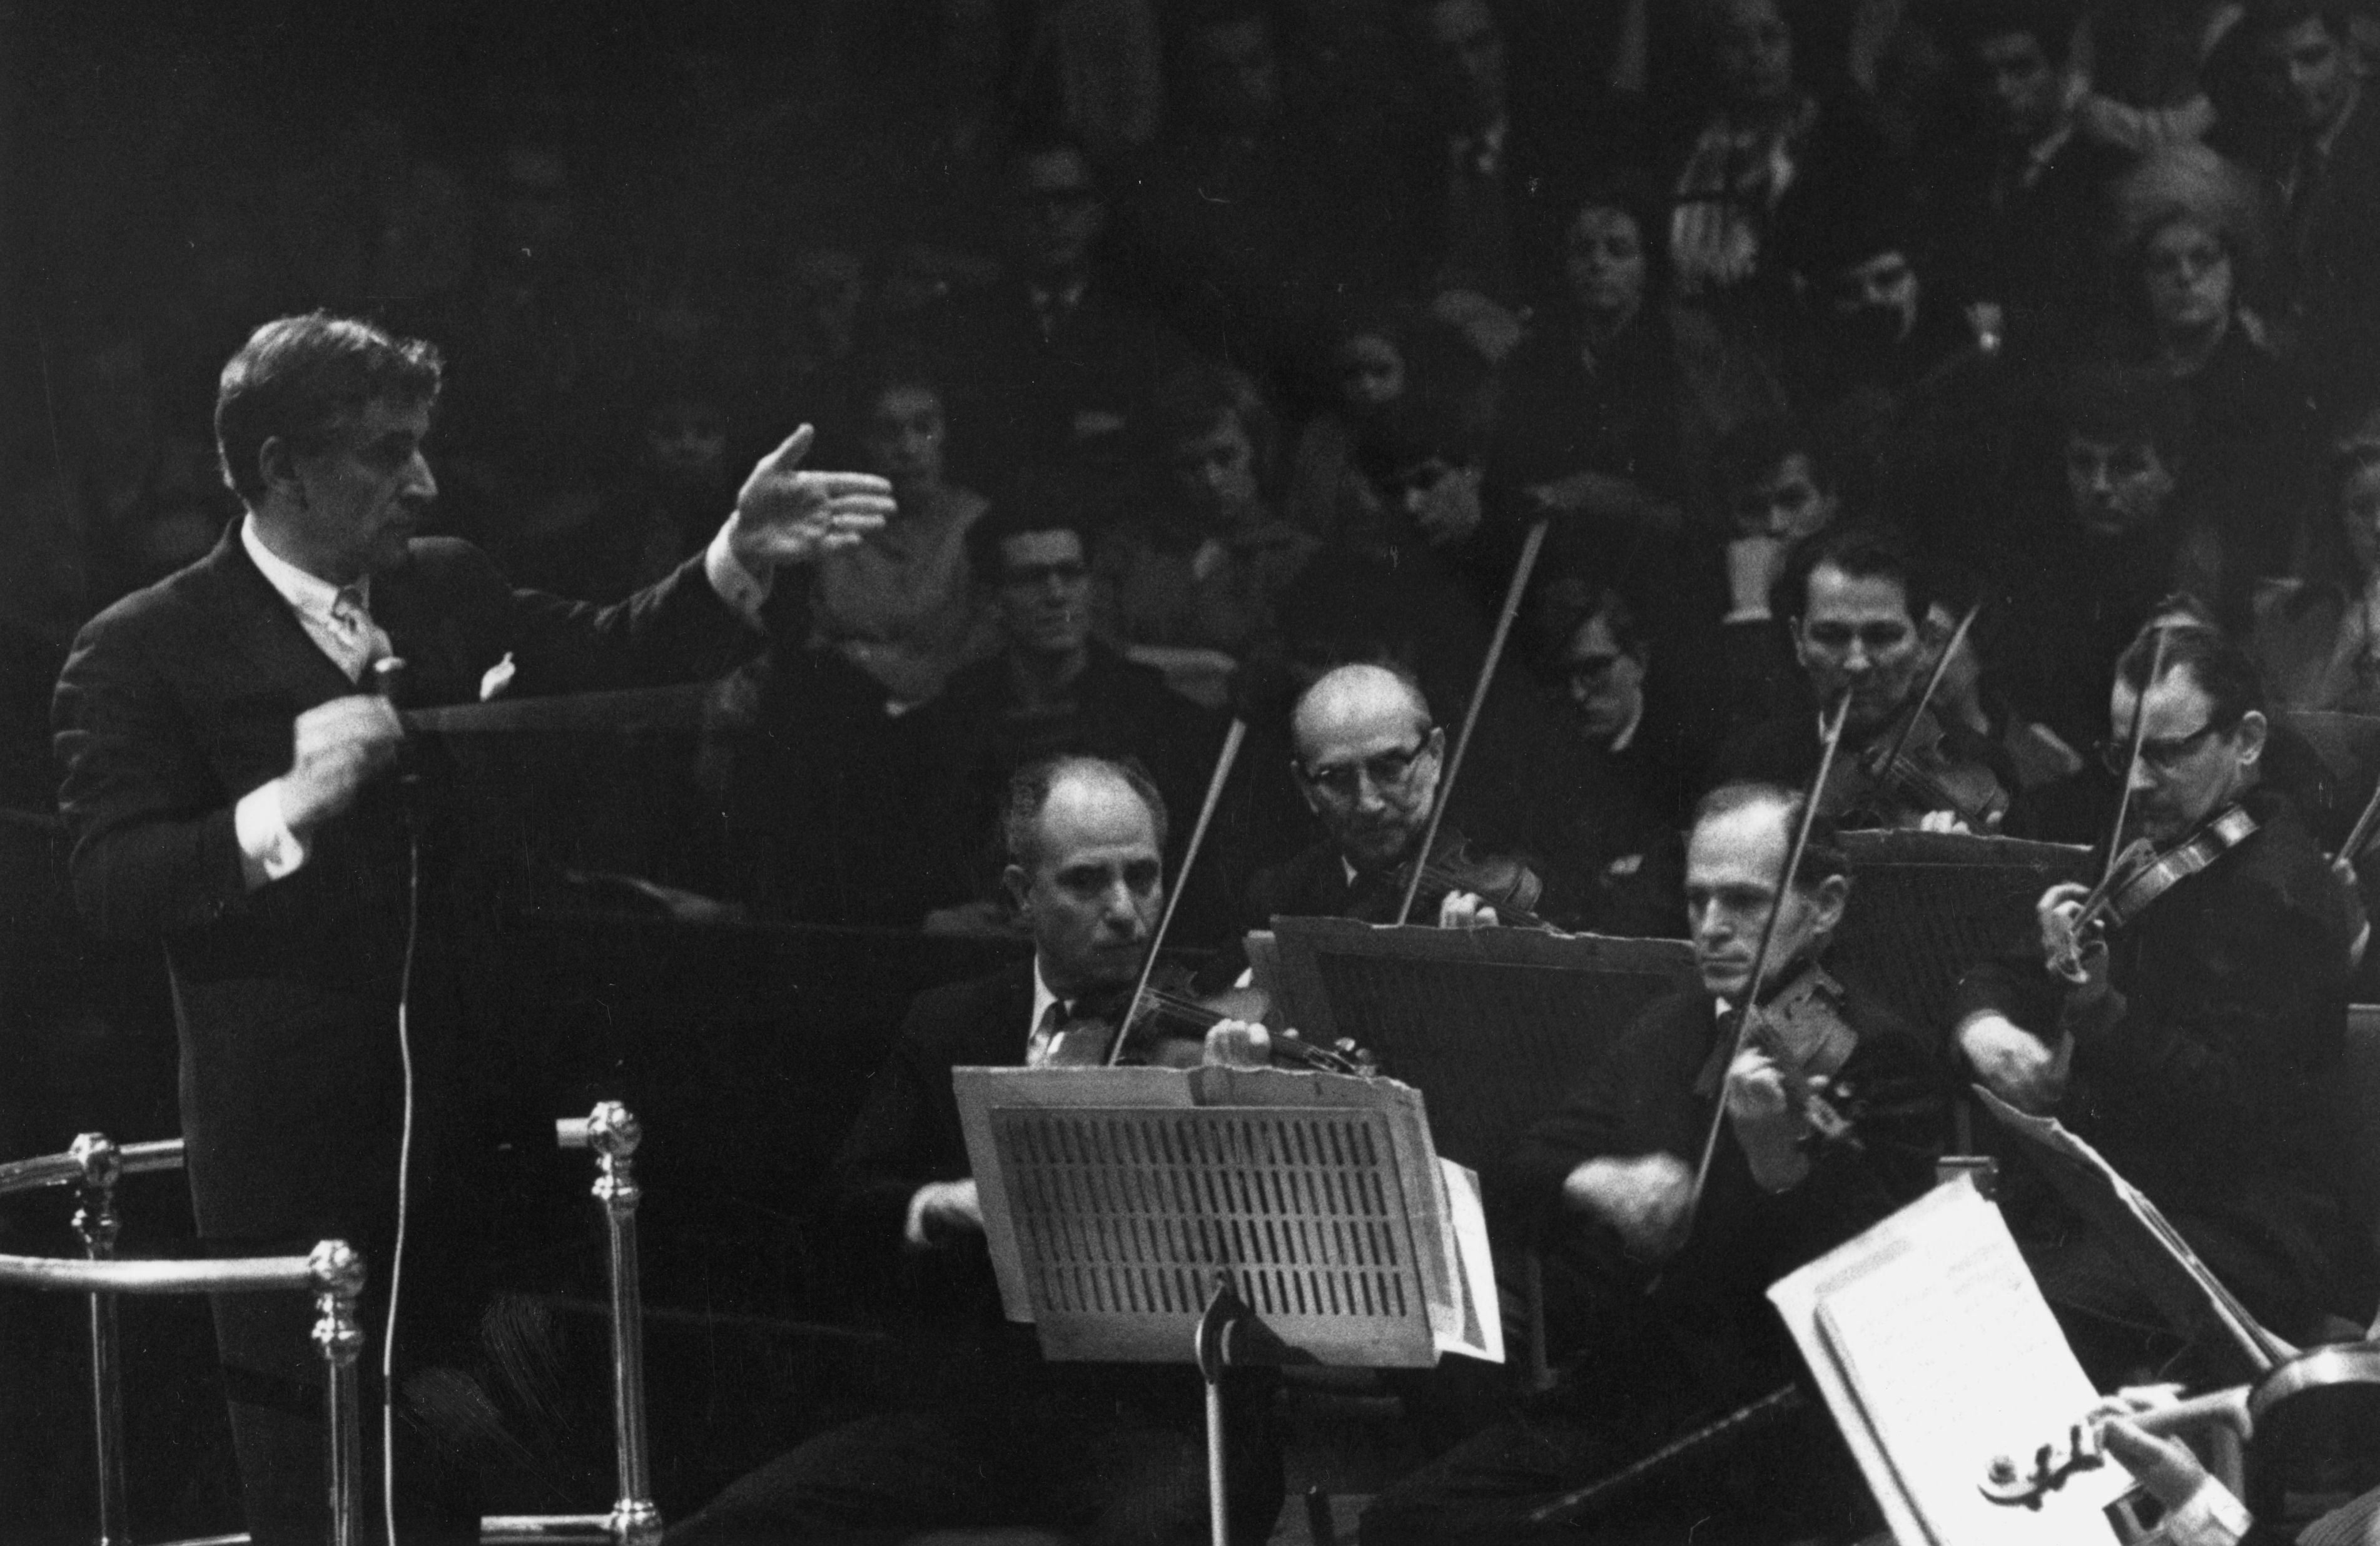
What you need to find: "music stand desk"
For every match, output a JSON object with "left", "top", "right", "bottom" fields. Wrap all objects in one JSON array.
[{"left": 955, "top": 1064, "right": 1499, "bottom": 1546}]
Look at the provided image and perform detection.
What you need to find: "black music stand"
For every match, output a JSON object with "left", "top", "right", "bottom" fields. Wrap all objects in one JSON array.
[
  {"left": 954, "top": 1064, "right": 1499, "bottom": 1546},
  {"left": 1832, "top": 830, "right": 2092, "bottom": 1042},
  {"left": 1256, "top": 919, "right": 1696, "bottom": 1174}
]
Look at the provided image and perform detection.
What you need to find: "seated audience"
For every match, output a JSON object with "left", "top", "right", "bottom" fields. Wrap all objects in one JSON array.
[
  {"left": 1533, "top": 577, "right": 1712, "bottom": 831},
  {"left": 1361, "top": 782, "right": 1946, "bottom": 1543}
]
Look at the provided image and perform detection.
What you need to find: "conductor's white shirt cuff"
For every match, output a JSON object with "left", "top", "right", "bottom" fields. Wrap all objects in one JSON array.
[
  {"left": 235, "top": 779, "right": 307, "bottom": 889},
  {"left": 705, "top": 522, "right": 776, "bottom": 629}
]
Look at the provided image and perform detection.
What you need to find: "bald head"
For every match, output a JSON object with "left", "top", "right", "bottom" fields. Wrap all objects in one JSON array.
[
  {"left": 1292, "top": 664, "right": 1432, "bottom": 760},
  {"left": 1290, "top": 664, "right": 1444, "bottom": 871}
]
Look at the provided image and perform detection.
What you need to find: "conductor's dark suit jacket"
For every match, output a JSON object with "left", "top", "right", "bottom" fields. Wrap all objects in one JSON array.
[{"left": 53, "top": 523, "right": 754, "bottom": 1260}]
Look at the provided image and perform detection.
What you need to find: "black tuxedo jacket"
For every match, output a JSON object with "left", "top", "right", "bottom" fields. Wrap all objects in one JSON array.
[{"left": 51, "top": 522, "right": 754, "bottom": 1247}]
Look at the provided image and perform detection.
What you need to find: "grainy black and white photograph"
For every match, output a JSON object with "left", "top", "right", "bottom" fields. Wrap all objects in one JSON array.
[{"left": 6, "top": 1, "right": 2380, "bottom": 1542}]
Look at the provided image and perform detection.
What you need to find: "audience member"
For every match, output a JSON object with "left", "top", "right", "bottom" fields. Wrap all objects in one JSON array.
[
  {"left": 1492, "top": 173, "right": 1791, "bottom": 575},
  {"left": 1927, "top": 1, "right": 2130, "bottom": 364},
  {"left": 2105, "top": 143, "right": 2317, "bottom": 599},
  {"left": 2254, "top": 405, "right": 2380, "bottom": 712},
  {"left": 919, "top": 133, "right": 1192, "bottom": 473},
  {"left": 1664, "top": 0, "right": 1900, "bottom": 322},
  {"left": 2221, "top": 0, "right": 2380, "bottom": 418},
  {"left": 809, "top": 356, "right": 998, "bottom": 704},
  {"left": 1091, "top": 361, "right": 1317, "bottom": 684},
  {"left": 917, "top": 480, "right": 1223, "bottom": 923}
]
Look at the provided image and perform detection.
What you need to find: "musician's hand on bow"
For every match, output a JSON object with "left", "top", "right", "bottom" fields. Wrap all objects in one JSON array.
[
  {"left": 2086, "top": 1391, "right": 2208, "bottom": 1513},
  {"left": 1957, "top": 1011, "right": 2071, "bottom": 1113},
  {"left": 911, "top": 1178, "right": 983, "bottom": 1248},
  {"left": 1437, "top": 889, "right": 1502, "bottom": 930},
  {"left": 726, "top": 424, "right": 896, "bottom": 570},
  {"left": 281, "top": 695, "right": 405, "bottom": 832},
  {"left": 1563, "top": 1151, "right": 1692, "bottom": 1262},
  {"left": 1726, "top": 1046, "right": 1811, "bottom": 1191},
  {"left": 1917, "top": 809, "right": 1974, "bottom": 835}
]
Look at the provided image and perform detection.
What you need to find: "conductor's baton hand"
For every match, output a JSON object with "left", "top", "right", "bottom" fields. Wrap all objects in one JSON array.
[
  {"left": 281, "top": 695, "right": 404, "bottom": 832},
  {"left": 728, "top": 423, "right": 896, "bottom": 570}
]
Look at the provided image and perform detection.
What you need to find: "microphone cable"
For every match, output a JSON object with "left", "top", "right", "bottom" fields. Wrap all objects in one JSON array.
[{"left": 371, "top": 656, "right": 422, "bottom": 1546}]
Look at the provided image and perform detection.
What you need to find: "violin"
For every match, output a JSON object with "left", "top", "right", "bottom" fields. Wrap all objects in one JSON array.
[
  {"left": 1701, "top": 966, "right": 1865, "bottom": 1148},
  {"left": 2043, "top": 805, "right": 2259, "bottom": 982},
  {"left": 1819, "top": 601, "right": 2010, "bottom": 832},
  {"left": 1045, "top": 962, "right": 1375, "bottom": 1074},
  {"left": 1821, "top": 702, "right": 2011, "bottom": 832},
  {"left": 1981, "top": 1343, "right": 2380, "bottom": 1512},
  {"left": 1384, "top": 831, "right": 1550, "bottom": 929}
]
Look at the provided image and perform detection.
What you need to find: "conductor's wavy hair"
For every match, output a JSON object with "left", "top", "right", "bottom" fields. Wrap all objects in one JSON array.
[
  {"left": 215, "top": 313, "right": 443, "bottom": 504},
  {"left": 1693, "top": 781, "right": 1850, "bottom": 889},
  {"left": 1004, "top": 755, "right": 1172, "bottom": 872}
]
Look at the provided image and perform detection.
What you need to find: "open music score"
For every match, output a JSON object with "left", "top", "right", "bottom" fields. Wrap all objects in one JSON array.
[{"left": 1771, "top": 1177, "right": 2130, "bottom": 1546}]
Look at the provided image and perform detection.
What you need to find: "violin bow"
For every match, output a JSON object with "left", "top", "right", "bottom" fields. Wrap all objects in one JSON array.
[
  {"left": 2099, "top": 624, "right": 2172, "bottom": 889},
  {"left": 1677, "top": 690, "right": 1855, "bottom": 1236},
  {"left": 1104, "top": 717, "right": 1248, "bottom": 1066},
  {"left": 1393, "top": 515, "right": 1552, "bottom": 926},
  {"left": 1872, "top": 598, "right": 1983, "bottom": 784},
  {"left": 2337, "top": 770, "right": 2380, "bottom": 869}
]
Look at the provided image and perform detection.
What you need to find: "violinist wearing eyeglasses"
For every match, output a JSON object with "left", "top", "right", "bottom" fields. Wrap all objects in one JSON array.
[
  {"left": 1245, "top": 660, "right": 1542, "bottom": 931},
  {"left": 1953, "top": 624, "right": 2357, "bottom": 1378}
]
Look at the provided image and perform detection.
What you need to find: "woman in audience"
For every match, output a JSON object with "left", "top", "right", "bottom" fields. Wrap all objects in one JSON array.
[
  {"left": 2105, "top": 143, "right": 2318, "bottom": 610},
  {"left": 2254, "top": 406, "right": 2380, "bottom": 714},
  {"left": 808, "top": 356, "right": 998, "bottom": 704},
  {"left": 1091, "top": 361, "right": 1317, "bottom": 699},
  {"left": 1492, "top": 172, "right": 1789, "bottom": 614}
]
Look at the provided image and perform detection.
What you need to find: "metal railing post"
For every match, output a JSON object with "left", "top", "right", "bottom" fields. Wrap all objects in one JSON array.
[
  {"left": 557, "top": 1103, "right": 662, "bottom": 1546},
  {"left": 309, "top": 1240, "right": 367, "bottom": 1546},
  {"left": 70, "top": 1133, "right": 129, "bottom": 1546}
]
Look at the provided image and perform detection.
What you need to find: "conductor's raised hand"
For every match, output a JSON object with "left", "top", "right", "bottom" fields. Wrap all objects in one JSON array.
[
  {"left": 727, "top": 424, "right": 896, "bottom": 571},
  {"left": 281, "top": 695, "right": 404, "bottom": 832}
]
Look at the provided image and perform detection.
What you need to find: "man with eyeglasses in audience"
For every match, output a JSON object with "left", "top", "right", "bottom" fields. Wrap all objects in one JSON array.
[
  {"left": 1953, "top": 624, "right": 2357, "bottom": 1377},
  {"left": 1709, "top": 523, "right": 2016, "bottom": 829}
]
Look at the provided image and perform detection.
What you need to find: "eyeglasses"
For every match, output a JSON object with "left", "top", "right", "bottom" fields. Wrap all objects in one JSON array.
[
  {"left": 1798, "top": 620, "right": 1912, "bottom": 654},
  {"left": 1001, "top": 559, "right": 1089, "bottom": 590},
  {"left": 1297, "top": 736, "right": 1432, "bottom": 799},
  {"left": 2096, "top": 719, "right": 2228, "bottom": 776}
]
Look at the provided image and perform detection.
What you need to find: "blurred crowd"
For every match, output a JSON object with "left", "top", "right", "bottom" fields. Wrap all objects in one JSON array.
[{"left": 10, "top": 0, "right": 2380, "bottom": 949}]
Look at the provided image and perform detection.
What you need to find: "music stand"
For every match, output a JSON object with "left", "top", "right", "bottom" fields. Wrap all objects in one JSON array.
[
  {"left": 1257, "top": 918, "right": 1695, "bottom": 1175},
  {"left": 955, "top": 1064, "right": 1499, "bottom": 1546},
  {"left": 1832, "top": 831, "right": 2091, "bottom": 1041}
]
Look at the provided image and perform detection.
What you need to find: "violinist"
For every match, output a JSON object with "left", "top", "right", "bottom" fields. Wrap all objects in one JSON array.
[
  {"left": 1711, "top": 523, "right": 2018, "bottom": 831},
  {"left": 1953, "top": 625, "right": 2357, "bottom": 1373},
  {"left": 671, "top": 754, "right": 1284, "bottom": 1545},
  {"left": 1360, "top": 782, "right": 1946, "bottom": 1545},
  {"left": 1250, "top": 660, "right": 1543, "bottom": 930}
]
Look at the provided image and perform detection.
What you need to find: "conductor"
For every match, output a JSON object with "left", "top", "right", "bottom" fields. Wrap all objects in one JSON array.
[{"left": 51, "top": 311, "right": 893, "bottom": 1542}]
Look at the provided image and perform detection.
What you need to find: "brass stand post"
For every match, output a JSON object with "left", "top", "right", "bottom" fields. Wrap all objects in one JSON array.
[
  {"left": 557, "top": 1103, "right": 662, "bottom": 1546},
  {"left": 70, "top": 1134, "right": 128, "bottom": 1546}
]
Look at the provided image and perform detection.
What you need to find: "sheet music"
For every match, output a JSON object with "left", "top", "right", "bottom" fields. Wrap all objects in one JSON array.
[
  {"left": 1439, "top": 1158, "right": 1502, "bottom": 1365},
  {"left": 1771, "top": 1179, "right": 2126, "bottom": 1546},
  {"left": 1972, "top": 1086, "right": 2288, "bottom": 1367}
]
